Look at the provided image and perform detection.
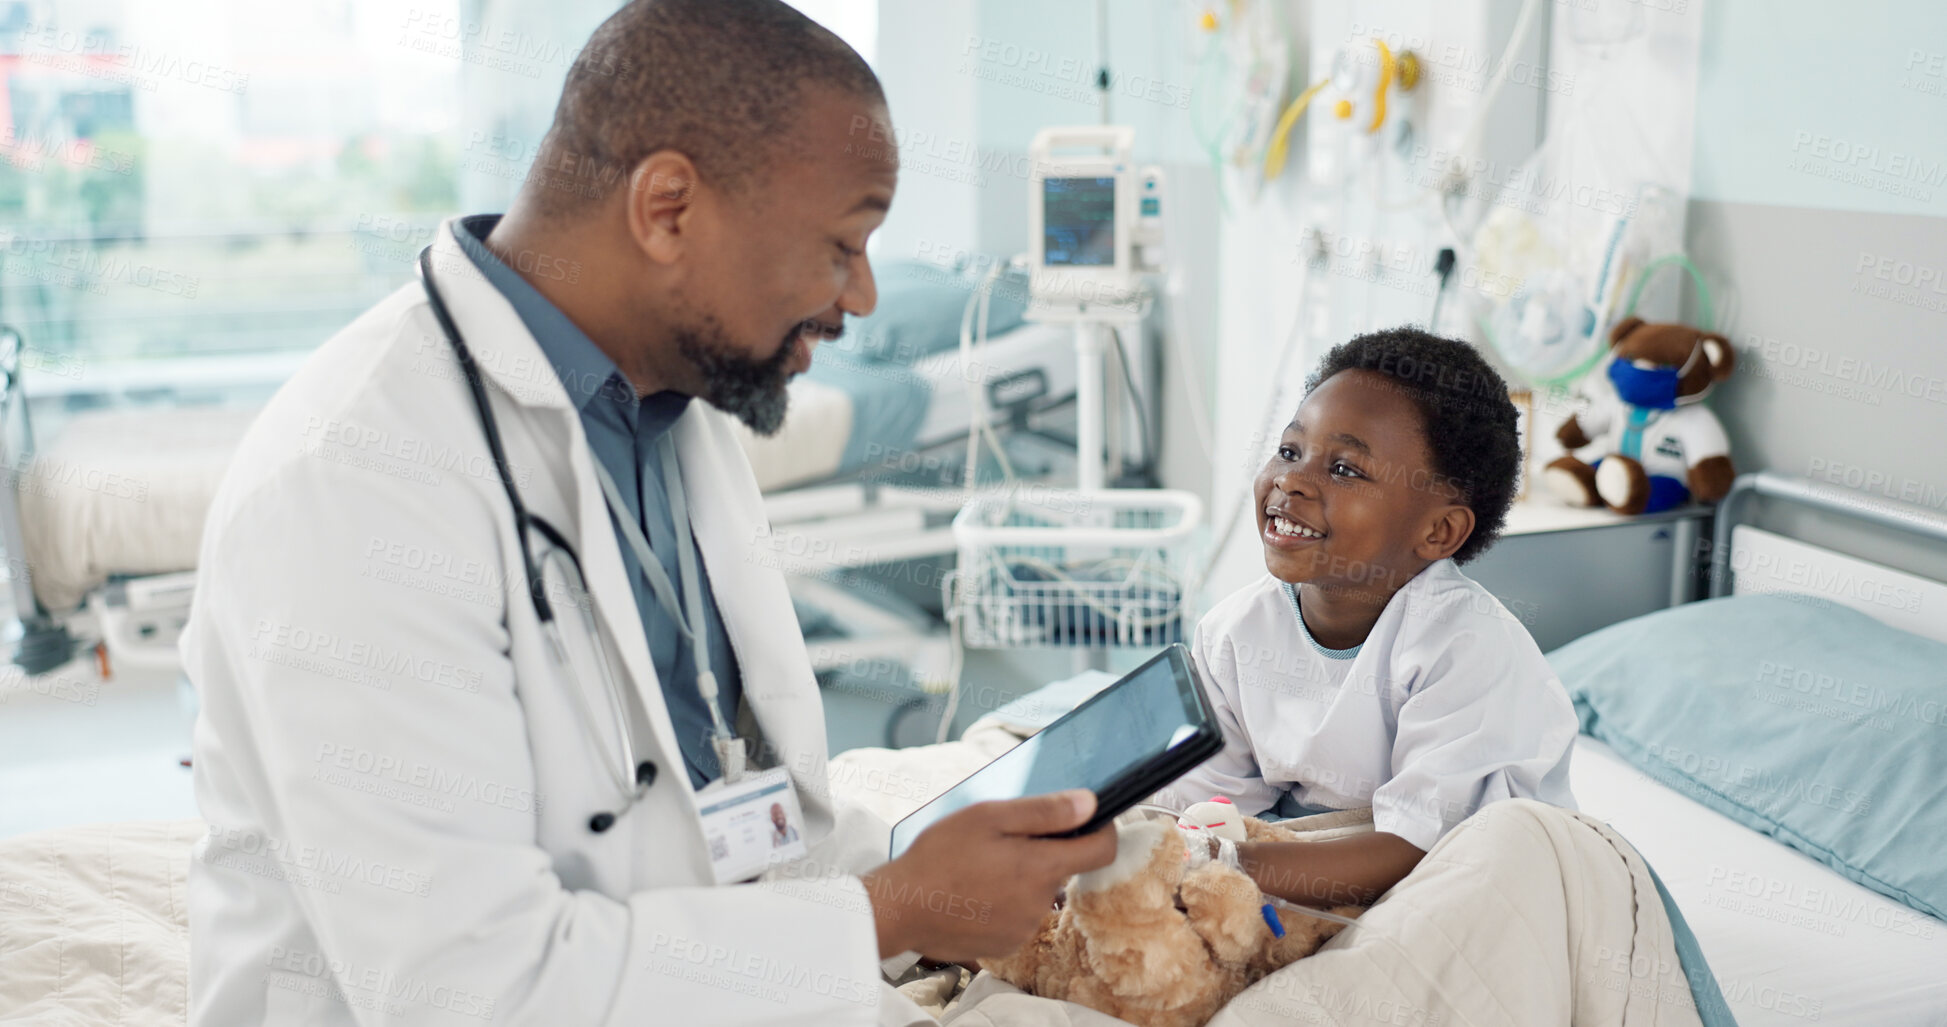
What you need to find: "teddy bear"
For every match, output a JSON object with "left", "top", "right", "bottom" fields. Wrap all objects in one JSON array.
[
  {"left": 982, "top": 799, "right": 1362, "bottom": 1027},
  {"left": 1543, "top": 315, "right": 1736, "bottom": 515}
]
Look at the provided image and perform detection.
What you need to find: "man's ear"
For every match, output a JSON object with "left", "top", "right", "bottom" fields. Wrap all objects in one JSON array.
[
  {"left": 1608, "top": 315, "right": 1645, "bottom": 348},
  {"left": 625, "top": 150, "right": 699, "bottom": 265},
  {"left": 1416, "top": 504, "right": 1476, "bottom": 563},
  {"left": 1699, "top": 332, "right": 1735, "bottom": 381}
]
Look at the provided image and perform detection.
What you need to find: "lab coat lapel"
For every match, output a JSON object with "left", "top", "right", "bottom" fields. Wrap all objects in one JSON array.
[
  {"left": 672, "top": 410, "right": 833, "bottom": 818},
  {"left": 424, "top": 219, "right": 691, "bottom": 789}
]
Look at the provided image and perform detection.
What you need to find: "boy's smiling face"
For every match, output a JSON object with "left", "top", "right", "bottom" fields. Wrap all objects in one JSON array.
[{"left": 1255, "top": 369, "right": 1473, "bottom": 594}]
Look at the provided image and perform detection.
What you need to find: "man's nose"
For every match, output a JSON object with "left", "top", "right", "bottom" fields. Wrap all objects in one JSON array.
[{"left": 839, "top": 253, "right": 877, "bottom": 318}]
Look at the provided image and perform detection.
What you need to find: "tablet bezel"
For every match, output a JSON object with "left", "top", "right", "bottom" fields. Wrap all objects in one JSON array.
[{"left": 888, "top": 643, "right": 1221, "bottom": 857}]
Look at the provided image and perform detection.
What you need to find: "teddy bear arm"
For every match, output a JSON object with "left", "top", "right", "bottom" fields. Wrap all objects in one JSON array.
[{"left": 1556, "top": 414, "right": 1591, "bottom": 451}]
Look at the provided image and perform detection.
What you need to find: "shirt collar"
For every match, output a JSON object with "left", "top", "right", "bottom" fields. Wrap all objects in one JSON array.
[{"left": 454, "top": 213, "right": 675, "bottom": 420}]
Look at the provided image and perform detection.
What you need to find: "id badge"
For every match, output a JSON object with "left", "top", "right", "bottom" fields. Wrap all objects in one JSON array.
[{"left": 696, "top": 767, "right": 808, "bottom": 885}]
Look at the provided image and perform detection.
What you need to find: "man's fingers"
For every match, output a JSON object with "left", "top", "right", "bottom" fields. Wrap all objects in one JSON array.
[{"left": 984, "top": 789, "right": 1098, "bottom": 837}]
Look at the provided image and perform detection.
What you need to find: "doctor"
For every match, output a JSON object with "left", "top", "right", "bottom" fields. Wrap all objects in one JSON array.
[{"left": 184, "top": 1, "right": 1115, "bottom": 1024}]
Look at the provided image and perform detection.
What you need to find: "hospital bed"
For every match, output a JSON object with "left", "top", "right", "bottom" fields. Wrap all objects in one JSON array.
[
  {"left": 827, "top": 471, "right": 1947, "bottom": 1025},
  {"left": 0, "top": 262, "right": 1101, "bottom": 695},
  {"left": 0, "top": 328, "right": 257, "bottom": 676},
  {"left": 3, "top": 470, "right": 1943, "bottom": 1024}
]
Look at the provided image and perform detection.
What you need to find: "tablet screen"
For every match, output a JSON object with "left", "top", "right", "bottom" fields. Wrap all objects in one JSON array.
[{"left": 889, "top": 647, "right": 1208, "bottom": 858}]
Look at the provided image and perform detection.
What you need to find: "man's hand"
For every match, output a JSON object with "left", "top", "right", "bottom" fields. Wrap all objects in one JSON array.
[{"left": 863, "top": 789, "right": 1116, "bottom": 963}]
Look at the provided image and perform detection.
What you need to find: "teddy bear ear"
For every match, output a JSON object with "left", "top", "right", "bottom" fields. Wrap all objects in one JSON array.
[
  {"left": 1700, "top": 332, "right": 1736, "bottom": 380},
  {"left": 1608, "top": 316, "right": 1645, "bottom": 348}
]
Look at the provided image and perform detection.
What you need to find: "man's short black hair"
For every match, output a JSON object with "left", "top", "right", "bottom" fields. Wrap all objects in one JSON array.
[
  {"left": 531, "top": 0, "right": 884, "bottom": 215},
  {"left": 1304, "top": 328, "right": 1521, "bottom": 564}
]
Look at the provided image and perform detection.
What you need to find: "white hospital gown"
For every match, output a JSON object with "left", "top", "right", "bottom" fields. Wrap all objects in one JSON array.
[{"left": 1156, "top": 559, "right": 1579, "bottom": 851}]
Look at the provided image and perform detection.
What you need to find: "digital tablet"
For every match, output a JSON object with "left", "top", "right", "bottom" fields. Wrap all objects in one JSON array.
[{"left": 888, "top": 643, "right": 1222, "bottom": 859}]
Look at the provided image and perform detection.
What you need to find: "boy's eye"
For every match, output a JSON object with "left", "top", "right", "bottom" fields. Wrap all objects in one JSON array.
[
  {"left": 1276, "top": 445, "right": 1298, "bottom": 461},
  {"left": 1330, "top": 461, "right": 1364, "bottom": 479}
]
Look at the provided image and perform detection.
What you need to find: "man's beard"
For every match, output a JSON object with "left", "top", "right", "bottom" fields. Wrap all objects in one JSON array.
[{"left": 675, "top": 316, "right": 798, "bottom": 437}]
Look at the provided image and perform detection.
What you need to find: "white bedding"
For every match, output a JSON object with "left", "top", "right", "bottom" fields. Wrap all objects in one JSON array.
[
  {"left": 17, "top": 405, "right": 260, "bottom": 612},
  {"left": 0, "top": 819, "right": 196, "bottom": 1025},
  {"left": 1570, "top": 735, "right": 1947, "bottom": 1027}
]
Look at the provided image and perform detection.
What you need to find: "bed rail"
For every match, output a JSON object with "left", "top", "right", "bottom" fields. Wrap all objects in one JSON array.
[
  {"left": 1707, "top": 470, "right": 1947, "bottom": 599},
  {"left": 0, "top": 326, "right": 76, "bottom": 673}
]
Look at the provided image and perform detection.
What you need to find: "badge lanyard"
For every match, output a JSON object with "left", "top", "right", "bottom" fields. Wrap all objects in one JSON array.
[{"left": 589, "top": 434, "right": 747, "bottom": 784}]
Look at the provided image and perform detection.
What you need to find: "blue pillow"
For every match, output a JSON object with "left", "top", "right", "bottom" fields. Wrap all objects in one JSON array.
[
  {"left": 838, "top": 260, "right": 1028, "bottom": 365},
  {"left": 1550, "top": 593, "right": 1947, "bottom": 923}
]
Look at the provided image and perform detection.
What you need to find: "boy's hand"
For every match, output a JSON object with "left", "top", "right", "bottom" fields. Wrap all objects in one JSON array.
[{"left": 864, "top": 790, "right": 1115, "bottom": 962}]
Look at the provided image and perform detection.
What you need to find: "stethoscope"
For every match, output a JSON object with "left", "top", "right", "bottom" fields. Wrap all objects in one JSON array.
[{"left": 417, "top": 246, "right": 741, "bottom": 834}]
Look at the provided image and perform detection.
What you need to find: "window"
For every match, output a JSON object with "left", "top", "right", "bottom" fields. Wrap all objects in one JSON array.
[{"left": 0, "top": 0, "right": 874, "bottom": 380}]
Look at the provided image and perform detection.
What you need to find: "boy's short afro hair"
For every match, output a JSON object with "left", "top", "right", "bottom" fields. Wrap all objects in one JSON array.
[{"left": 1304, "top": 328, "right": 1521, "bottom": 564}]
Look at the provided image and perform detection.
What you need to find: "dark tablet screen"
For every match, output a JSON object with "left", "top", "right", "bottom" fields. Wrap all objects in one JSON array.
[{"left": 889, "top": 645, "right": 1213, "bottom": 858}]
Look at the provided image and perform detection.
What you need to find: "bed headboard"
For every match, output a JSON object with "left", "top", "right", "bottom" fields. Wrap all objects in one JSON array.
[{"left": 1709, "top": 471, "right": 1947, "bottom": 644}]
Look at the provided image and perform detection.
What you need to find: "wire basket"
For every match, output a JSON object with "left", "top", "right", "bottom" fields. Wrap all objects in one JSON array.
[{"left": 950, "top": 487, "right": 1202, "bottom": 649}]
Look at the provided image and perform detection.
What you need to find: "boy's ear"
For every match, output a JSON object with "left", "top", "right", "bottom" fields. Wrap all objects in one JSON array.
[{"left": 1417, "top": 504, "right": 1476, "bottom": 563}]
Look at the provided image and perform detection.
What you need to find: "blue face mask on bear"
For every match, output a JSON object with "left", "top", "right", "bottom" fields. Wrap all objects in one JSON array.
[{"left": 1606, "top": 344, "right": 1702, "bottom": 410}]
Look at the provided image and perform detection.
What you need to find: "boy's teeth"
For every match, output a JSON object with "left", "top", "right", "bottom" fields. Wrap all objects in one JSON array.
[{"left": 1272, "top": 516, "right": 1322, "bottom": 539}]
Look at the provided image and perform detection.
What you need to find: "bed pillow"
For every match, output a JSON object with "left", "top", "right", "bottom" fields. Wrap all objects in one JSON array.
[
  {"left": 1550, "top": 593, "right": 1947, "bottom": 923},
  {"left": 841, "top": 259, "right": 1028, "bottom": 365}
]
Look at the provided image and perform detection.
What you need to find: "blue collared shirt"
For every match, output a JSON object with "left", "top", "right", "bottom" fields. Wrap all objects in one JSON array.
[{"left": 454, "top": 214, "right": 742, "bottom": 788}]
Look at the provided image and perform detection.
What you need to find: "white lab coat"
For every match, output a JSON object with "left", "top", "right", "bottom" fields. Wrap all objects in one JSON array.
[{"left": 185, "top": 219, "right": 912, "bottom": 1026}]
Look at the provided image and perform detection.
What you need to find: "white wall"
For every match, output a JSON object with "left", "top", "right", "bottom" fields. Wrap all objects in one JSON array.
[{"left": 1684, "top": 0, "right": 1947, "bottom": 580}]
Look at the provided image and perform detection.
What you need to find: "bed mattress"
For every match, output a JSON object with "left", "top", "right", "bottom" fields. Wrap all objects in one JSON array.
[
  {"left": 1570, "top": 735, "right": 1947, "bottom": 1027},
  {"left": 17, "top": 405, "right": 261, "bottom": 613}
]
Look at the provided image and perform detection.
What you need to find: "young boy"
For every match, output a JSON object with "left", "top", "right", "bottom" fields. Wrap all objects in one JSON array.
[{"left": 1158, "top": 328, "right": 1578, "bottom": 910}]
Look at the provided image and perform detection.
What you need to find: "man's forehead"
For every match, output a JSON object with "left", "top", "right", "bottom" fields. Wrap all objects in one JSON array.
[{"left": 795, "top": 88, "right": 897, "bottom": 175}]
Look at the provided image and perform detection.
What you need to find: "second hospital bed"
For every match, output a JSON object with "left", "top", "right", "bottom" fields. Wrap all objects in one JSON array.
[{"left": 0, "top": 261, "right": 1091, "bottom": 679}]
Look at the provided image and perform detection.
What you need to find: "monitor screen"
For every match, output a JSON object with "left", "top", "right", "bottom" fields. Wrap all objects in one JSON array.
[{"left": 1041, "top": 176, "right": 1118, "bottom": 267}]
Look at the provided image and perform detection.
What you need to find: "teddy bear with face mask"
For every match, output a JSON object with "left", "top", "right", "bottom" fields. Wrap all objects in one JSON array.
[{"left": 1543, "top": 316, "right": 1736, "bottom": 514}]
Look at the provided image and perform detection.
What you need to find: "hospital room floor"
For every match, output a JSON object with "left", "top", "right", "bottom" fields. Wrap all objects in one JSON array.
[{"left": 0, "top": 626, "right": 1084, "bottom": 838}]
